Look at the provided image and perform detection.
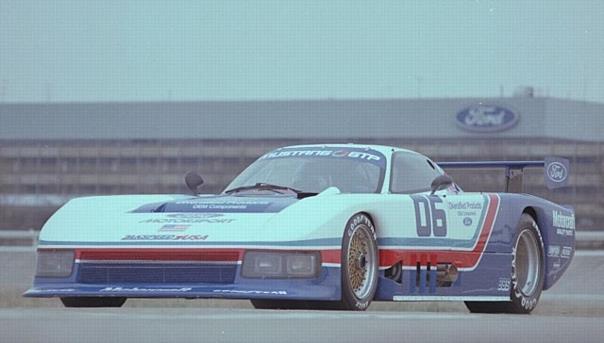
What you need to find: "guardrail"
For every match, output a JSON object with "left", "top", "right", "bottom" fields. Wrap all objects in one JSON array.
[
  {"left": 1, "top": 230, "right": 603, "bottom": 249},
  {"left": 0, "top": 230, "right": 39, "bottom": 246}
]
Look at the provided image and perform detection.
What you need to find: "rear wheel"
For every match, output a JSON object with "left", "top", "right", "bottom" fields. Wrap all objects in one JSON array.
[
  {"left": 61, "top": 297, "right": 127, "bottom": 308},
  {"left": 465, "top": 213, "right": 544, "bottom": 314}
]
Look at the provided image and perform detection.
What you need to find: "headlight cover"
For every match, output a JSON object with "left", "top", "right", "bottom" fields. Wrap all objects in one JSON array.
[
  {"left": 242, "top": 251, "right": 320, "bottom": 278},
  {"left": 36, "top": 250, "right": 75, "bottom": 277}
]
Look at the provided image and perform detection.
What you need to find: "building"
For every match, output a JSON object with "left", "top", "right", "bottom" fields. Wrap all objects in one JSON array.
[{"left": 1, "top": 96, "right": 602, "bottom": 230}]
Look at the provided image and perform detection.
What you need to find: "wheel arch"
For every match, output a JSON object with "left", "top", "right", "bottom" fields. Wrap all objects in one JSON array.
[
  {"left": 522, "top": 206, "right": 538, "bottom": 223},
  {"left": 358, "top": 211, "right": 377, "bottom": 232},
  {"left": 521, "top": 206, "right": 545, "bottom": 243},
  {"left": 519, "top": 203, "right": 570, "bottom": 291}
]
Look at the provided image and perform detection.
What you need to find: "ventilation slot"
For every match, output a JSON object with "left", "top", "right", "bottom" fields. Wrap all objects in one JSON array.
[{"left": 384, "top": 263, "right": 402, "bottom": 284}]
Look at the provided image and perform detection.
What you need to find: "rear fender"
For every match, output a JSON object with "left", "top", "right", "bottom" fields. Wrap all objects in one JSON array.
[{"left": 496, "top": 194, "right": 575, "bottom": 290}]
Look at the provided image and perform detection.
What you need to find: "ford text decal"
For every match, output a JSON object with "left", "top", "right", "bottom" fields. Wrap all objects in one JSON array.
[{"left": 456, "top": 104, "right": 519, "bottom": 133}]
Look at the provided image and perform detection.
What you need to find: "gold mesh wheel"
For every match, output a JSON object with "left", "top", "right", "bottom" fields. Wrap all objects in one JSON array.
[{"left": 346, "top": 220, "right": 377, "bottom": 300}]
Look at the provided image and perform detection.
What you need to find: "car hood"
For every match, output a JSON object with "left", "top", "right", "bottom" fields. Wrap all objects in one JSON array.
[{"left": 37, "top": 193, "right": 348, "bottom": 248}]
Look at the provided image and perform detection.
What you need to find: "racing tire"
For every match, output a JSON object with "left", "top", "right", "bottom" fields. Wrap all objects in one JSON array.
[
  {"left": 250, "top": 213, "right": 378, "bottom": 311},
  {"left": 60, "top": 297, "right": 127, "bottom": 308},
  {"left": 338, "top": 213, "right": 379, "bottom": 311},
  {"left": 465, "top": 213, "right": 545, "bottom": 314}
]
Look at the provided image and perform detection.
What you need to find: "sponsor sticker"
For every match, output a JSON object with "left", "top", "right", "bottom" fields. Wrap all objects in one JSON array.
[
  {"left": 100, "top": 287, "right": 192, "bottom": 292},
  {"left": 553, "top": 210, "right": 575, "bottom": 229},
  {"left": 167, "top": 213, "right": 224, "bottom": 219},
  {"left": 548, "top": 245, "right": 561, "bottom": 258},
  {"left": 448, "top": 201, "right": 483, "bottom": 210},
  {"left": 158, "top": 224, "right": 190, "bottom": 232},
  {"left": 38, "top": 288, "right": 76, "bottom": 293},
  {"left": 561, "top": 246, "right": 573, "bottom": 259},
  {"left": 139, "top": 217, "right": 235, "bottom": 224},
  {"left": 172, "top": 199, "right": 272, "bottom": 213},
  {"left": 556, "top": 228, "right": 574, "bottom": 237},
  {"left": 212, "top": 289, "right": 288, "bottom": 295},
  {"left": 121, "top": 234, "right": 209, "bottom": 241},
  {"left": 497, "top": 278, "right": 511, "bottom": 292}
]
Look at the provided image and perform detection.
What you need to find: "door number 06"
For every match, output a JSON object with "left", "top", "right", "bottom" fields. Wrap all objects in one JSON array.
[{"left": 411, "top": 195, "right": 447, "bottom": 237}]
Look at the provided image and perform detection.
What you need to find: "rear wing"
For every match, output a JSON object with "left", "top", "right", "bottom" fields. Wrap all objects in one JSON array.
[{"left": 438, "top": 157, "right": 570, "bottom": 193}]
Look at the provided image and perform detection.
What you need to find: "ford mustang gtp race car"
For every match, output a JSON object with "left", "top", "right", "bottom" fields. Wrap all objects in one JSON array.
[{"left": 25, "top": 144, "right": 575, "bottom": 313}]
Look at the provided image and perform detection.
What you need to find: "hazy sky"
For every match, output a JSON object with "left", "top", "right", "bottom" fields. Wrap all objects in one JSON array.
[{"left": 1, "top": 0, "right": 603, "bottom": 103}]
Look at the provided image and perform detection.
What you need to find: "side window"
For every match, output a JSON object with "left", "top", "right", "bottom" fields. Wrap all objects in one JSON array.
[{"left": 390, "top": 152, "right": 441, "bottom": 194}]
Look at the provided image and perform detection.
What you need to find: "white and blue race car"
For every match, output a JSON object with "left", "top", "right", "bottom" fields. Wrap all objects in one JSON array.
[{"left": 25, "top": 144, "right": 575, "bottom": 313}]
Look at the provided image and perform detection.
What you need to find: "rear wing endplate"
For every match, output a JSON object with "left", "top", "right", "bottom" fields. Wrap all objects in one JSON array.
[{"left": 438, "top": 157, "right": 570, "bottom": 193}]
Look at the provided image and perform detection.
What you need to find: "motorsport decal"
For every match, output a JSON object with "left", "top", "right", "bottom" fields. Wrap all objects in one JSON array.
[
  {"left": 121, "top": 234, "right": 209, "bottom": 241},
  {"left": 139, "top": 213, "right": 235, "bottom": 224},
  {"left": 259, "top": 147, "right": 387, "bottom": 168},
  {"left": 456, "top": 104, "right": 519, "bottom": 133}
]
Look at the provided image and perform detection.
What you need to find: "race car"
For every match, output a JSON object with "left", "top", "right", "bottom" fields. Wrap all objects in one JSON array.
[{"left": 25, "top": 144, "right": 575, "bottom": 313}]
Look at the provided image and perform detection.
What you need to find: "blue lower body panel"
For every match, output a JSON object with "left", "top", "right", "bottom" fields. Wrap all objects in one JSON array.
[
  {"left": 375, "top": 252, "right": 512, "bottom": 301},
  {"left": 24, "top": 263, "right": 342, "bottom": 301}
]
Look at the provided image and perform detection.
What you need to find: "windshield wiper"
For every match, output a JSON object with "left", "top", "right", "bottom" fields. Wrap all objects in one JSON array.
[{"left": 224, "top": 183, "right": 304, "bottom": 195}]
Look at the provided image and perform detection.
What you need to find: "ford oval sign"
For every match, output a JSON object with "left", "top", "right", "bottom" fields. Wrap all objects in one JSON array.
[{"left": 456, "top": 104, "right": 519, "bottom": 133}]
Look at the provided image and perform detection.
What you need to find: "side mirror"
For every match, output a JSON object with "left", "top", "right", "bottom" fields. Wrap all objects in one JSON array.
[
  {"left": 185, "top": 171, "right": 204, "bottom": 195},
  {"left": 431, "top": 174, "right": 454, "bottom": 195}
]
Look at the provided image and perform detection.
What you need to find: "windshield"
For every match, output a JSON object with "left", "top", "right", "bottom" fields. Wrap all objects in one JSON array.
[{"left": 225, "top": 148, "right": 386, "bottom": 194}]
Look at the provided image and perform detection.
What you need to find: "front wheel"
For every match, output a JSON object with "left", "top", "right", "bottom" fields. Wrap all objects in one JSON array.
[
  {"left": 465, "top": 213, "right": 545, "bottom": 314},
  {"left": 61, "top": 297, "right": 127, "bottom": 308},
  {"left": 339, "top": 213, "right": 379, "bottom": 311},
  {"left": 250, "top": 213, "right": 379, "bottom": 311}
]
